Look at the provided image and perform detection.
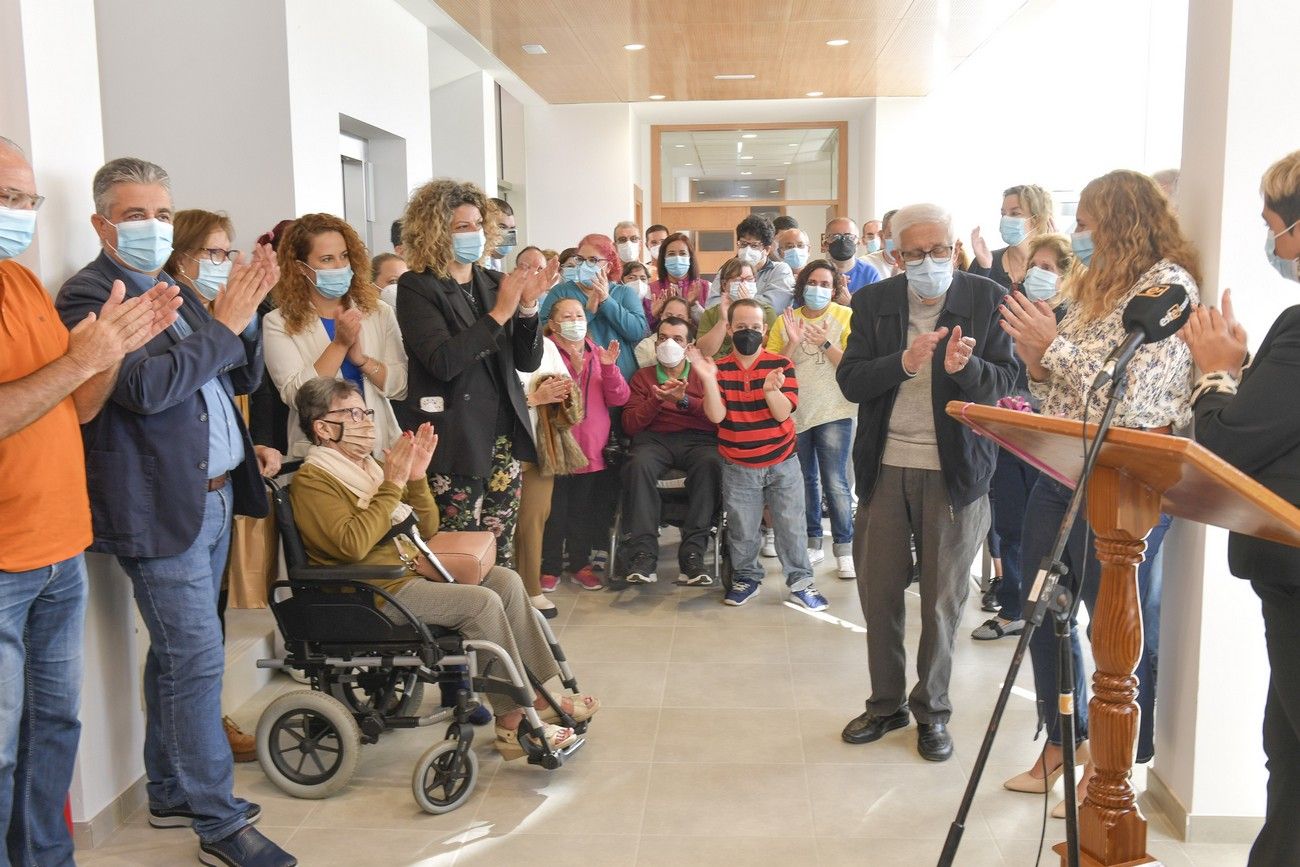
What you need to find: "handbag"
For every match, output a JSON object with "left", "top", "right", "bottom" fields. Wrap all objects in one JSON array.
[{"left": 425, "top": 531, "right": 496, "bottom": 585}]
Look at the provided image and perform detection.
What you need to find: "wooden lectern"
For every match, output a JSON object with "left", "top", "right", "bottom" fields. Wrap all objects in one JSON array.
[{"left": 947, "top": 401, "right": 1300, "bottom": 867}]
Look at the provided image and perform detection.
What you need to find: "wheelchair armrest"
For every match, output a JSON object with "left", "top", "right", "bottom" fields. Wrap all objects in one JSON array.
[{"left": 287, "top": 564, "right": 407, "bottom": 582}]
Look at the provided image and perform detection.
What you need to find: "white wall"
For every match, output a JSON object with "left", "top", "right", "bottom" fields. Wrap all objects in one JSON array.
[
  {"left": 870, "top": 0, "right": 1188, "bottom": 242},
  {"left": 95, "top": 0, "right": 295, "bottom": 254},
  {"left": 284, "top": 0, "right": 432, "bottom": 219},
  {"left": 429, "top": 71, "right": 497, "bottom": 195},
  {"left": 523, "top": 103, "right": 635, "bottom": 252}
]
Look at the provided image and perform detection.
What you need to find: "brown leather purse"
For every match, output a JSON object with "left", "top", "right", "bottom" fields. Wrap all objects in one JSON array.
[{"left": 423, "top": 531, "right": 496, "bottom": 585}]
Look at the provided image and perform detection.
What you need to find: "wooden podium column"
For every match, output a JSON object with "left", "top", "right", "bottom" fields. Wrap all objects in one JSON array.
[{"left": 1055, "top": 465, "right": 1163, "bottom": 866}]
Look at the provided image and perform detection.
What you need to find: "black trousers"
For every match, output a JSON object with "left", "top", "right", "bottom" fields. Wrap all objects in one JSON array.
[
  {"left": 620, "top": 429, "right": 722, "bottom": 566},
  {"left": 541, "top": 470, "right": 616, "bottom": 573},
  {"left": 1250, "top": 580, "right": 1300, "bottom": 867}
]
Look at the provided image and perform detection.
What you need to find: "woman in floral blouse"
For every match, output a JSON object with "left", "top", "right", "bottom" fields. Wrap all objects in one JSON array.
[{"left": 996, "top": 170, "right": 1200, "bottom": 814}]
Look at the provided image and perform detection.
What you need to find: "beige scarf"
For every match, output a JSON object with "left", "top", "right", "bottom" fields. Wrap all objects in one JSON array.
[
  {"left": 304, "top": 445, "right": 414, "bottom": 525},
  {"left": 531, "top": 372, "right": 588, "bottom": 476}
]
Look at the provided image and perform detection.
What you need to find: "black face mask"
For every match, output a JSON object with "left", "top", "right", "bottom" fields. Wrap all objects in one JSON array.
[
  {"left": 732, "top": 328, "right": 764, "bottom": 356},
  {"left": 829, "top": 236, "right": 857, "bottom": 262}
]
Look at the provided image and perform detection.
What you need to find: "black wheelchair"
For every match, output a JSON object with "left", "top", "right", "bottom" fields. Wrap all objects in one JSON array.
[
  {"left": 254, "top": 469, "right": 587, "bottom": 814},
  {"left": 605, "top": 428, "right": 732, "bottom": 592}
]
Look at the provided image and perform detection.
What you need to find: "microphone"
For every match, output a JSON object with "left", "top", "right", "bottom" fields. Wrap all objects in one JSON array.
[{"left": 1091, "top": 283, "right": 1192, "bottom": 390}]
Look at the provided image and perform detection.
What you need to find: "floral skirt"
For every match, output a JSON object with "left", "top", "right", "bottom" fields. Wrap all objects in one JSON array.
[{"left": 430, "top": 434, "right": 523, "bottom": 566}]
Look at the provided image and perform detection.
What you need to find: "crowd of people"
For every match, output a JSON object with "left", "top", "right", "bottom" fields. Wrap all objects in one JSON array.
[{"left": 2, "top": 130, "right": 1300, "bottom": 867}]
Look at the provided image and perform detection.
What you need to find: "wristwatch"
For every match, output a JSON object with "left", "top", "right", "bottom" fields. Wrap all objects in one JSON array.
[
  {"left": 820, "top": 339, "right": 832, "bottom": 351},
  {"left": 676, "top": 396, "right": 690, "bottom": 411}
]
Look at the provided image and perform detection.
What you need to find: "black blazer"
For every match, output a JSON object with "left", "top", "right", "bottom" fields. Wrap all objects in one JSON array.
[
  {"left": 836, "top": 270, "right": 1017, "bottom": 509},
  {"left": 395, "top": 265, "right": 542, "bottom": 477},
  {"left": 55, "top": 253, "right": 267, "bottom": 559},
  {"left": 1194, "top": 305, "right": 1300, "bottom": 588}
]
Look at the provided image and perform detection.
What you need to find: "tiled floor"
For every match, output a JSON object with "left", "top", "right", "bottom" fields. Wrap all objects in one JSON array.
[{"left": 77, "top": 542, "right": 1252, "bottom": 866}]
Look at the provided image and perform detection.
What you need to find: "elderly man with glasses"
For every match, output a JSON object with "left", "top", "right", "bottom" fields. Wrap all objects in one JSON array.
[{"left": 835, "top": 203, "right": 1016, "bottom": 763}]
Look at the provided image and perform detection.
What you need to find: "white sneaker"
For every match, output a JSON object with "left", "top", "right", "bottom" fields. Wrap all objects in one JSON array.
[
  {"left": 807, "top": 548, "right": 825, "bottom": 566},
  {"left": 837, "top": 555, "right": 856, "bottom": 579},
  {"left": 760, "top": 529, "right": 777, "bottom": 558}
]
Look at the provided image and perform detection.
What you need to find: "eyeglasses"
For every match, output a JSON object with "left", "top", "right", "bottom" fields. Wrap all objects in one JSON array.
[
  {"left": 617, "top": 236, "right": 641, "bottom": 244},
  {"left": 322, "top": 407, "right": 376, "bottom": 423},
  {"left": 0, "top": 187, "right": 45, "bottom": 211},
  {"left": 736, "top": 240, "right": 766, "bottom": 251},
  {"left": 190, "top": 247, "right": 240, "bottom": 265},
  {"left": 574, "top": 256, "right": 607, "bottom": 266},
  {"left": 899, "top": 245, "right": 954, "bottom": 264},
  {"left": 824, "top": 233, "right": 858, "bottom": 244}
]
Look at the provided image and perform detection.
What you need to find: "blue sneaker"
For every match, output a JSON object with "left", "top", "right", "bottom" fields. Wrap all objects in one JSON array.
[
  {"left": 723, "top": 579, "right": 760, "bottom": 606},
  {"left": 199, "top": 826, "right": 296, "bottom": 867},
  {"left": 789, "top": 587, "right": 829, "bottom": 612}
]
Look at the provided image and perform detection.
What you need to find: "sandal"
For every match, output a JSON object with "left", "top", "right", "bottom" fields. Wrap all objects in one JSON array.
[
  {"left": 495, "top": 722, "right": 577, "bottom": 760},
  {"left": 539, "top": 693, "right": 601, "bottom": 724}
]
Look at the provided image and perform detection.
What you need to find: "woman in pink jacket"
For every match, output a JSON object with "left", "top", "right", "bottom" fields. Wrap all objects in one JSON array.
[{"left": 540, "top": 297, "right": 630, "bottom": 589}]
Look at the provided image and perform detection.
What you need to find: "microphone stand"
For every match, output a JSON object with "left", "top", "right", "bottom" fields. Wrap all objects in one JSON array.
[{"left": 937, "top": 372, "right": 1130, "bottom": 867}]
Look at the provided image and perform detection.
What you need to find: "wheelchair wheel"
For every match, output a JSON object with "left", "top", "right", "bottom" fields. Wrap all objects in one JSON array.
[
  {"left": 328, "top": 668, "right": 425, "bottom": 719},
  {"left": 716, "top": 516, "right": 733, "bottom": 592},
  {"left": 411, "top": 741, "right": 478, "bottom": 814},
  {"left": 257, "top": 690, "right": 361, "bottom": 799}
]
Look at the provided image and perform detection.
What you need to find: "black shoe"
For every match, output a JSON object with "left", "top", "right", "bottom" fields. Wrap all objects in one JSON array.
[
  {"left": 841, "top": 708, "right": 910, "bottom": 745},
  {"left": 676, "top": 549, "right": 715, "bottom": 586},
  {"left": 917, "top": 723, "right": 953, "bottom": 762},
  {"left": 625, "top": 552, "right": 659, "bottom": 585},
  {"left": 980, "top": 578, "right": 1002, "bottom": 613},
  {"left": 149, "top": 802, "right": 261, "bottom": 829},
  {"left": 199, "top": 825, "right": 296, "bottom": 867}
]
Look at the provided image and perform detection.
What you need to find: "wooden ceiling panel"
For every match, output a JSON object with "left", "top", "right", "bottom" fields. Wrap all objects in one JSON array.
[{"left": 431, "top": 0, "right": 1026, "bottom": 103}]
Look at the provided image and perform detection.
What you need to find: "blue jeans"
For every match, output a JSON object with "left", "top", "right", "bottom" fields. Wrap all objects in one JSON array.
[
  {"left": 795, "top": 419, "right": 854, "bottom": 556},
  {"left": 722, "top": 456, "right": 813, "bottom": 591},
  {"left": 118, "top": 488, "right": 250, "bottom": 844},
  {"left": 1021, "top": 477, "right": 1170, "bottom": 761},
  {"left": 990, "top": 449, "right": 1039, "bottom": 620},
  {"left": 0, "top": 555, "right": 85, "bottom": 867}
]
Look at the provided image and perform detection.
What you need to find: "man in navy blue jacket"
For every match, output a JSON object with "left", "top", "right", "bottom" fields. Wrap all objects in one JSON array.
[{"left": 56, "top": 158, "right": 295, "bottom": 867}]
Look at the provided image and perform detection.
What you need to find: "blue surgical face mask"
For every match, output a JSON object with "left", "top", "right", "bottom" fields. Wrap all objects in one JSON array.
[
  {"left": 1021, "top": 266, "right": 1059, "bottom": 301},
  {"left": 783, "top": 247, "right": 809, "bottom": 271},
  {"left": 803, "top": 284, "right": 832, "bottom": 310},
  {"left": 562, "top": 264, "right": 580, "bottom": 283},
  {"left": 1000, "top": 215, "right": 1029, "bottom": 247},
  {"left": 0, "top": 206, "right": 37, "bottom": 260},
  {"left": 665, "top": 254, "right": 690, "bottom": 278},
  {"left": 192, "top": 258, "right": 232, "bottom": 301},
  {"left": 1266, "top": 224, "right": 1299, "bottom": 283},
  {"left": 576, "top": 261, "right": 602, "bottom": 284},
  {"left": 111, "top": 218, "right": 173, "bottom": 273},
  {"left": 884, "top": 238, "right": 896, "bottom": 254},
  {"left": 905, "top": 255, "right": 954, "bottom": 300},
  {"left": 452, "top": 229, "right": 486, "bottom": 264},
  {"left": 1071, "top": 230, "right": 1094, "bottom": 266},
  {"left": 311, "top": 265, "right": 354, "bottom": 299},
  {"left": 865, "top": 237, "right": 882, "bottom": 254}
]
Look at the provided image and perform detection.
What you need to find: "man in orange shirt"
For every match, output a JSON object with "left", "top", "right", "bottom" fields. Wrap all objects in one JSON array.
[{"left": 0, "top": 137, "right": 179, "bottom": 865}]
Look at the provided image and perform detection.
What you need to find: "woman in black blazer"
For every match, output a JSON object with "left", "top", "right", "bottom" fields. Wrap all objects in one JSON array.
[
  {"left": 394, "top": 179, "right": 556, "bottom": 563},
  {"left": 1182, "top": 148, "right": 1300, "bottom": 867}
]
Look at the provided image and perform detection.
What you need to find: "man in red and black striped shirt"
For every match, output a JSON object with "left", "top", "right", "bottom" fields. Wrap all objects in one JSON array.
[{"left": 691, "top": 298, "right": 826, "bottom": 611}]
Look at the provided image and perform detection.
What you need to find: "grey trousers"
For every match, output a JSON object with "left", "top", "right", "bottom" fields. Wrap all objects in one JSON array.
[
  {"left": 392, "top": 565, "right": 561, "bottom": 713},
  {"left": 853, "top": 465, "right": 990, "bottom": 724}
]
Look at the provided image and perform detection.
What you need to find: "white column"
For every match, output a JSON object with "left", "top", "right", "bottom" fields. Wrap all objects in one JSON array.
[
  {"left": 0, "top": 0, "right": 149, "bottom": 840},
  {"left": 1149, "top": 0, "right": 1300, "bottom": 842},
  {"left": 429, "top": 71, "right": 498, "bottom": 195}
]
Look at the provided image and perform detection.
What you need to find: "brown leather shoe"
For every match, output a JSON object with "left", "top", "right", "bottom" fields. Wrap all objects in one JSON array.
[{"left": 224, "top": 715, "right": 256, "bottom": 763}]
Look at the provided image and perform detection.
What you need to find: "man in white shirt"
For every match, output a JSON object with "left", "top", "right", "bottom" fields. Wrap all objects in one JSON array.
[{"left": 863, "top": 209, "right": 900, "bottom": 278}]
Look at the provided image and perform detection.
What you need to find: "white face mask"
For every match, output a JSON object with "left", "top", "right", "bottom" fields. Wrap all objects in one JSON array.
[
  {"left": 736, "top": 246, "right": 764, "bottom": 267},
  {"left": 647, "top": 243, "right": 661, "bottom": 261},
  {"left": 728, "top": 280, "right": 756, "bottom": 300},
  {"left": 616, "top": 240, "right": 640, "bottom": 263},
  {"left": 627, "top": 278, "right": 649, "bottom": 298},
  {"left": 655, "top": 338, "right": 686, "bottom": 367}
]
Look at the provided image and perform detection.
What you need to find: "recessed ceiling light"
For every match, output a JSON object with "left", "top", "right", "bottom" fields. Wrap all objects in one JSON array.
[
  {"left": 741, "top": 133, "right": 757, "bottom": 139},
  {"left": 741, "top": 171, "right": 752, "bottom": 175},
  {"left": 783, "top": 161, "right": 791, "bottom": 165},
  {"left": 788, "top": 143, "right": 799, "bottom": 147},
  {"left": 740, "top": 155, "right": 754, "bottom": 160},
  {"left": 826, "top": 39, "right": 849, "bottom": 46},
  {"left": 521, "top": 43, "right": 547, "bottom": 55},
  {"left": 769, "top": 189, "right": 779, "bottom": 193},
  {"left": 714, "top": 73, "right": 756, "bottom": 80},
  {"left": 674, "top": 144, "right": 686, "bottom": 148},
  {"left": 624, "top": 43, "right": 645, "bottom": 51},
  {"left": 648, "top": 94, "right": 666, "bottom": 100},
  {"left": 806, "top": 90, "right": 824, "bottom": 97},
  {"left": 684, "top": 163, "right": 693, "bottom": 166}
]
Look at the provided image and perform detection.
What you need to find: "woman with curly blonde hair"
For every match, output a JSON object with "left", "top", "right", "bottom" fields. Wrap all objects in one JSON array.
[
  {"left": 394, "top": 178, "right": 557, "bottom": 565},
  {"left": 263, "top": 212, "right": 408, "bottom": 458},
  {"left": 996, "top": 169, "right": 1199, "bottom": 813}
]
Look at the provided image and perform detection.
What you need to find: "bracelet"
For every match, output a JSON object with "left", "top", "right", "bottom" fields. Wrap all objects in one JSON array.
[
  {"left": 518, "top": 302, "right": 540, "bottom": 317},
  {"left": 1191, "top": 370, "right": 1239, "bottom": 405}
]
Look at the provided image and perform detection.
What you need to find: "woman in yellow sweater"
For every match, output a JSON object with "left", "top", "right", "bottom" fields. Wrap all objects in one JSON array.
[{"left": 287, "top": 377, "right": 598, "bottom": 758}]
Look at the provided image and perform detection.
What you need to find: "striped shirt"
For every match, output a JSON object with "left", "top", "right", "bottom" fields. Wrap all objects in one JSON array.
[{"left": 715, "top": 349, "right": 799, "bottom": 467}]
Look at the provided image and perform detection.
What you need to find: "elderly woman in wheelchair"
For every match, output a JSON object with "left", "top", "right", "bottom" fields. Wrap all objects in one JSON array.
[{"left": 286, "top": 377, "right": 599, "bottom": 761}]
